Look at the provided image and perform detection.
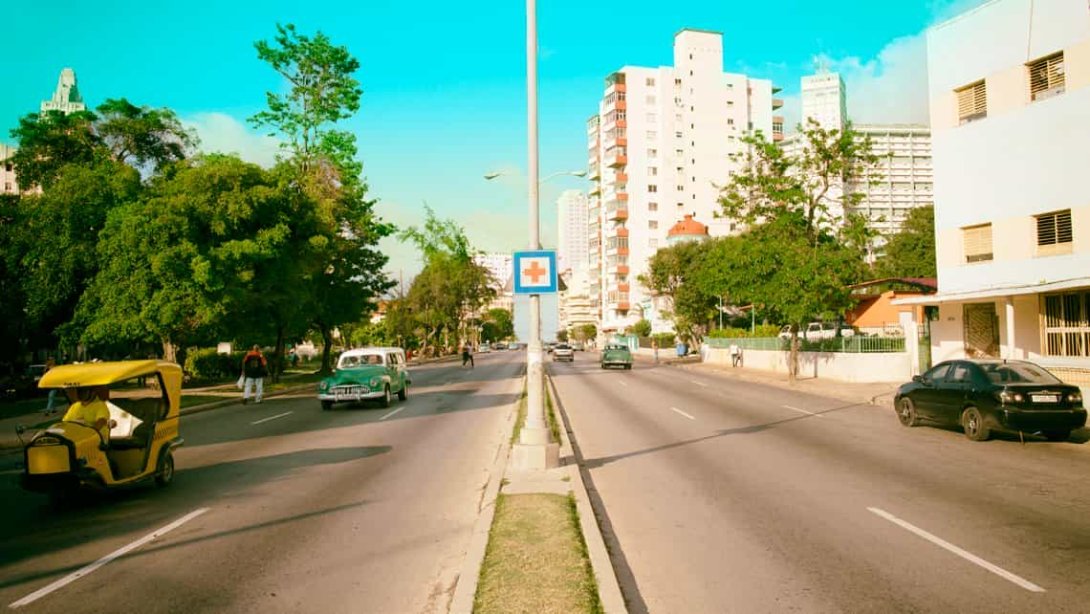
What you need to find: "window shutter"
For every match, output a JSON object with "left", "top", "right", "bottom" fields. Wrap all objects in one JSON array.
[
  {"left": 956, "top": 82, "right": 987, "bottom": 124},
  {"left": 1029, "top": 53, "right": 1065, "bottom": 101},
  {"left": 963, "top": 224, "right": 993, "bottom": 262},
  {"left": 1036, "top": 210, "right": 1073, "bottom": 254}
]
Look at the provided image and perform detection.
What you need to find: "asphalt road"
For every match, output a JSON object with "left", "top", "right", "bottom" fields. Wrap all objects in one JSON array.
[
  {"left": 549, "top": 353, "right": 1090, "bottom": 613},
  {"left": 0, "top": 352, "right": 523, "bottom": 613}
]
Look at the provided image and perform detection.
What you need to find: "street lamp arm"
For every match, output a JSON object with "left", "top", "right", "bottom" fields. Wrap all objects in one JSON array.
[{"left": 483, "top": 169, "right": 587, "bottom": 183}]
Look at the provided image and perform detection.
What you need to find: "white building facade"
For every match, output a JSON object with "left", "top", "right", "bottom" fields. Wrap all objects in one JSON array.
[
  {"left": 0, "top": 145, "right": 17, "bottom": 195},
  {"left": 41, "top": 68, "right": 85, "bottom": 115},
  {"left": 801, "top": 72, "right": 847, "bottom": 131},
  {"left": 849, "top": 124, "right": 934, "bottom": 239},
  {"left": 901, "top": 0, "right": 1090, "bottom": 391},
  {"left": 587, "top": 28, "right": 780, "bottom": 334},
  {"left": 557, "top": 189, "right": 589, "bottom": 275}
]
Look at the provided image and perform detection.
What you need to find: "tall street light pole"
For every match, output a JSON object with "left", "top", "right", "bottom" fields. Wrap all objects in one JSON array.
[{"left": 521, "top": 0, "right": 549, "bottom": 449}]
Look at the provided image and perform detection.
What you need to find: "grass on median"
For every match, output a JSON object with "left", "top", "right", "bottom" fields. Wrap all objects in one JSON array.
[
  {"left": 474, "top": 493, "right": 603, "bottom": 614},
  {"left": 510, "top": 382, "right": 562, "bottom": 446}
]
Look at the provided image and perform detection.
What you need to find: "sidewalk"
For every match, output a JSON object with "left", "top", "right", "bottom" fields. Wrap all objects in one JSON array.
[{"left": 638, "top": 352, "right": 902, "bottom": 408}]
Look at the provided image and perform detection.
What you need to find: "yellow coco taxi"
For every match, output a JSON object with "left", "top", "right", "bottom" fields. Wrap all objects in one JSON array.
[{"left": 19, "top": 360, "right": 184, "bottom": 500}]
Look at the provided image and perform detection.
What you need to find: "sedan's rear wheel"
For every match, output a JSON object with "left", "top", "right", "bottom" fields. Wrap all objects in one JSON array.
[
  {"left": 961, "top": 406, "right": 990, "bottom": 441},
  {"left": 1044, "top": 430, "right": 1071, "bottom": 442},
  {"left": 897, "top": 397, "right": 920, "bottom": 427}
]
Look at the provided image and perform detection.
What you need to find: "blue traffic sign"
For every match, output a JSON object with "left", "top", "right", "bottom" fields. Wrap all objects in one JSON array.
[{"left": 513, "top": 250, "right": 558, "bottom": 294}]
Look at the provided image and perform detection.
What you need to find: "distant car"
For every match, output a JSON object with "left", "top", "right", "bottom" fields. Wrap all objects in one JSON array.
[
  {"left": 317, "top": 347, "right": 411, "bottom": 410},
  {"left": 570, "top": 341, "right": 585, "bottom": 352},
  {"left": 894, "top": 359, "right": 1086, "bottom": 441},
  {"left": 492, "top": 342, "right": 508, "bottom": 351},
  {"left": 600, "top": 344, "right": 633, "bottom": 370},
  {"left": 552, "top": 344, "right": 574, "bottom": 362},
  {"left": 477, "top": 344, "right": 491, "bottom": 354},
  {"left": 544, "top": 342, "right": 557, "bottom": 354},
  {"left": 778, "top": 322, "right": 855, "bottom": 341}
]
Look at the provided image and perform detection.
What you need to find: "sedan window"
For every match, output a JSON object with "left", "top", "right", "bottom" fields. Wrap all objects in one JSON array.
[
  {"left": 948, "top": 363, "right": 973, "bottom": 383},
  {"left": 979, "top": 362, "right": 1061, "bottom": 385},
  {"left": 923, "top": 363, "right": 951, "bottom": 382}
]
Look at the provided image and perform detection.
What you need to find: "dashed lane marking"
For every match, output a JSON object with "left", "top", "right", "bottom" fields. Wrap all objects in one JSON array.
[
  {"left": 379, "top": 406, "right": 406, "bottom": 421},
  {"left": 867, "top": 507, "right": 1045, "bottom": 593},
  {"left": 782, "top": 404, "right": 825, "bottom": 419},
  {"left": 250, "top": 411, "right": 293, "bottom": 425},
  {"left": 10, "top": 508, "right": 211, "bottom": 608},
  {"left": 670, "top": 407, "right": 696, "bottom": 420}
]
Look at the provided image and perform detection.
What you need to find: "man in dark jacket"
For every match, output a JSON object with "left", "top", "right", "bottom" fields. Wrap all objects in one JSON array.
[{"left": 241, "top": 345, "right": 268, "bottom": 404}]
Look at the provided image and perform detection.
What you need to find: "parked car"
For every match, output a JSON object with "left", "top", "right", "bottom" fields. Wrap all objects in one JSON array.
[
  {"left": 317, "top": 347, "right": 411, "bottom": 410},
  {"left": 894, "top": 359, "right": 1086, "bottom": 441},
  {"left": 492, "top": 342, "right": 508, "bottom": 351},
  {"left": 600, "top": 344, "right": 633, "bottom": 370},
  {"left": 778, "top": 322, "right": 856, "bottom": 341},
  {"left": 552, "top": 344, "right": 574, "bottom": 362},
  {"left": 477, "top": 344, "right": 491, "bottom": 354},
  {"left": 570, "top": 341, "right": 585, "bottom": 352},
  {"left": 544, "top": 342, "right": 557, "bottom": 354}
]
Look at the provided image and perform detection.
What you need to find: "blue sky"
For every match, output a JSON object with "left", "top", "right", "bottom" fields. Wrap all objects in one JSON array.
[{"left": 4, "top": 0, "right": 982, "bottom": 277}]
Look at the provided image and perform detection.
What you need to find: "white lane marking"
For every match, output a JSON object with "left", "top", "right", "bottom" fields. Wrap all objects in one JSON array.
[
  {"left": 10, "top": 507, "right": 210, "bottom": 608},
  {"left": 617, "top": 380, "right": 628, "bottom": 387},
  {"left": 782, "top": 404, "right": 824, "bottom": 419},
  {"left": 250, "top": 411, "right": 293, "bottom": 425},
  {"left": 867, "top": 507, "right": 1045, "bottom": 593},
  {"left": 688, "top": 379, "right": 709, "bottom": 387},
  {"left": 670, "top": 407, "right": 696, "bottom": 420},
  {"left": 379, "top": 406, "right": 406, "bottom": 421}
]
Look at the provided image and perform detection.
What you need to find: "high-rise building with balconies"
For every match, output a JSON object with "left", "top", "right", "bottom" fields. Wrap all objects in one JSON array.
[
  {"left": 586, "top": 28, "right": 779, "bottom": 335},
  {"left": 557, "top": 189, "right": 589, "bottom": 275}
]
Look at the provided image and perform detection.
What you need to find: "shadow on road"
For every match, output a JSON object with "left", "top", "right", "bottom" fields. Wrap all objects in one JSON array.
[{"left": 0, "top": 445, "right": 389, "bottom": 577}]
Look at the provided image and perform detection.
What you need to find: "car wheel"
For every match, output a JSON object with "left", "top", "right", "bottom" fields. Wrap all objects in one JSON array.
[
  {"left": 397, "top": 383, "right": 408, "bottom": 401},
  {"left": 961, "top": 406, "right": 990, "bottom": 441},
  {"left": 321, "top": 400, "right": 333, "bottom": 411},
  {"left": 380, "top": 385, "right": 392, "bottom": 408},
  {"left": 1044, "top": 430, "right": 1070, "bottom": 442},
  {"left": 896, "top": 397, "right": 920, "bottom": 427},
  {"left": 625, "top": 364, "right": 632, "bottom": 370},
  {"left": 155, "top": 450, "right": 175, "bottom": 487}
]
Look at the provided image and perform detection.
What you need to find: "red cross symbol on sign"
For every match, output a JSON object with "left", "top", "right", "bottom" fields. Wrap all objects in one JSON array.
[{"left": 523, "top": 259, "right": 548, "bottom": 284}]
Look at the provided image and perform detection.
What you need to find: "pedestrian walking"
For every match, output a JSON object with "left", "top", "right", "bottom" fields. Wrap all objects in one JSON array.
[
  {"left": 241, "top": 345, "right": 268, "bottom": 404},
  {"left": 461, "top": 343, "right": 474, "bottom": 368},
  {"left": 652, "top": 339, "right": 659, "bottom": 364}
]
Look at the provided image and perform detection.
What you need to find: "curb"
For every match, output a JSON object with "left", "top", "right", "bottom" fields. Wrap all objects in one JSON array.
[
  {"left": 448, "top": 378, "right": 521, "bottom": 614},
  {"left": 548, "top": 373, "right": 628, "bottom": 614},
  {"left": 668, "top": 361, "right": 900, "bottom": 408}
]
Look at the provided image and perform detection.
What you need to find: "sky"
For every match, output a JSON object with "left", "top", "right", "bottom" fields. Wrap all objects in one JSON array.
[{"left": 3, "top": 0, "right": 985, "bottom": 279}]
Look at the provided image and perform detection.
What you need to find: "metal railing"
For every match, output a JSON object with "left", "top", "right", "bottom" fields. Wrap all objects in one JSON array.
[{"left": 704, "top": 336, "right": 907, "bottom": 353}]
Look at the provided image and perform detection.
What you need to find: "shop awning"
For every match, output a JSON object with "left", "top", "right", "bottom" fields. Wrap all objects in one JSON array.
[{"left": 892, "top": 276, "right": 1090, "bottom": 306}]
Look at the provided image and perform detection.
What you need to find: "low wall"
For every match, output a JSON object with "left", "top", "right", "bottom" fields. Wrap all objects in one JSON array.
[{"left": 702, "top": 345, "right": 911, "bottom": 384}]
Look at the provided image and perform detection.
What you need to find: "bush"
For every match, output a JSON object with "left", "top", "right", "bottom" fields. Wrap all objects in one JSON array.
[
  {"left": 651, "top": 333, "right": 676, "bottom": 347},
  {"left": 185, "top": 348, "right": 247, "bottom": 383},
  {"left": 706, "top": 324, "right": 781, "bottom": 338}
]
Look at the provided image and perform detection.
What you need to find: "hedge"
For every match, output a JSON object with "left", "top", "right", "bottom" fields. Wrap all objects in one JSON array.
[{"left": 185, "top": 348, "right": 248, "bottom": 383}]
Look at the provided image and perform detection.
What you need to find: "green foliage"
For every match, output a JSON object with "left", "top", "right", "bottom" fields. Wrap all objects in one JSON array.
[
  {"left": 874, "top": 205, "right": 936, "bottom": 278},
  {"left": 9, "top": 110, "right": 101, "bottom": 191},
  {"left": 630, "top": 319, "right": 652, "bottom": 338},
  {"left": 707, "top": 324, "right": 781, "bottom": 338},
  {"left": 573, "top": 323, "right": 597, "bottom": 342},
  {"left": 184, "top": 348, "right": 247, "bottom": 383},
  {"left": 556, "top": 329, "right": 569, "bottom": 342},
  {"left": 482, "top": 308, "right": 514, "bottom": 343},
  {"left": 641, "top": 240, "right": 718, "bottom": 343},
  {"left": 651, "top": 332, "right": 676, "bottom": 347},
  {"left": 96, "top": 98, "right": 195, "bottom": 172}
]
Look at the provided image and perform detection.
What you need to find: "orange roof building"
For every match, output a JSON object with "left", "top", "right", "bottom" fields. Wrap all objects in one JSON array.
[{"left": 666, "top": 214, "right": 709, "bottom": 245}]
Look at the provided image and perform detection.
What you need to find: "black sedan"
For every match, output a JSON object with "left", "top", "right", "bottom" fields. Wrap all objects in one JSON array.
[{"left": 894, "top": 359, "right": 1086, "bottom": 441}]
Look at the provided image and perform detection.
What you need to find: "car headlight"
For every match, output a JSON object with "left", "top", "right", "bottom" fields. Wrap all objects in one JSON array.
[
  {"left": 997, "top": 390, "right": 1024, "bottom": 404},
  {"left": 318, "top": 381, "right": 329, "bottom": 391},
  {"left": 370, "top": 377, "right": 382, "bottom": 387},
  {"left": 1068, "top": 392, "right": 1083, "bottom": 404}
]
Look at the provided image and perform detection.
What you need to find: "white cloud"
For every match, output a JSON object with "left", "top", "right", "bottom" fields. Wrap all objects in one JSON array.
[
  {"left": 813, "top": 32, "right": 930, "bottom": 126},
  {"left": 182, "top": 112, "right": 282, "bottom": 167}
]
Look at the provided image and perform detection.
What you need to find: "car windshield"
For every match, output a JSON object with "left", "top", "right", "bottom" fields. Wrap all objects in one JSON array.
[
  {"left": 340, "top": 353, "right": 384, "bottom": 368},
  {"left": 979, "top": 362, "right": 1062, "bottom": 385}
]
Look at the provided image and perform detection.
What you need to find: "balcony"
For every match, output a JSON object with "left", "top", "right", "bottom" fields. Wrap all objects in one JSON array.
[
  {"left": 615, "top": 227, "right": 629, "bottom": 238},
  {"left": 615, "top": 172, "right": 628, "bottom": 183},
  {"left": 772, "top": 98, "right": 784, "bottom": 110},
  {"left": 617, "top": 282, "right": 630, "bottom": 293},
  {"left": 617, "top": 246, "right": 629, "bottom": 256},
  {"left": 607, "top": 207, "right": 628, "bottom": 222},
  {"left": 605, "top": 149, "right": 627, "bottom": 168},
  {"left": 588, "top": 164, "right": 601, "bottom": 180},
  {"left": 615, "top": 191, "right": 628, "bottom": 202}
]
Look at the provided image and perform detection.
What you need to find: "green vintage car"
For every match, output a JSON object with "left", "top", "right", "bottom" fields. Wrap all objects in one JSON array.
[
  {"left": 600, "top": 344, "right": 633, "bottom": 370},
  {"left": 317, "top": 347, "right": 411, "bottom": 410}
]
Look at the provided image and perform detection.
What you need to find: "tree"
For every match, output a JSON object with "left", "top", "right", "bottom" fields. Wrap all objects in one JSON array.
[
  {"left": 574, "top": 323, "right": 597, "bottom": 343},
  {"left": 717, "top": 121, "right": 877, "bottom": 379},
  {"left": 481, "top": 308, "right": 514, "bottom": 343},
  {"left": 631, "top": 319, "right": 652, "bottom": 338},
  {"left": 9, "top": 110, "right": 100, "bottom": 191},
  {"left": 641, "top": 240, "right": 717, "bottom": 344},
  {"left": 874, "top": 205, "right": 936, "bottom": 278},
  {"left": 251, "top": 24, "right": 393, "bottom": 374},
  {"left": 556, "top": 329, "right": 568, "bottom": 342},
  {"left": 96, "top": 98, "right": 195, "bottom": 173}
]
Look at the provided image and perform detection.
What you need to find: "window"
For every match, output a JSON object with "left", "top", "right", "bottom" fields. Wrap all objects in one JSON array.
[
  {"left": 675, "top": 131, "right": 683, "bottom": 138},
  {"left": 648, "top": 167, "right": 658, "bottom": 176},
  {"left": 646, "top": 95, "right": 657, "bottom": 105},
  {"left": 1028, "top": 52, "right": 1065, "bottom": 101},
  {"left": 677, "top": 185, "right": 684, "bottom": 192},
  {"left": 677, "top": 202, "right": 684, "bottom": 209},
  {"left": 646, "top": 77, "right": 656, "bottom": 87},
  {"left": 962, "top": 224, "right": 993, "bottom": 263},
  {"left": 675, "top": 114, "right": 682, "bottom": 122},
  {"left": 956, "top": 81, "right": 987, "bottom": 124},
  {"left": 674, "top": 78, "right": 682, "bottom": 86},
  {"left": 675, "top": 149, "right": 683, "bottom": 157},
  {"left": 647, "top": 148, "right": 657, "bottom": 158},
  {"left": 648, "top": 202, "right": 658, "bottom": 211},
  {"left": 648, "top": 184, "right": 657, "bottom": 193},
  {"left": 646, "top": 130, "right": 657, "bottom": 139},
  {"left": 727, "top": 118, "right": 734, "bottom": 125},
  {"left": 649, "top": 239, "right": 659, "bottom": 248},
  {"left": 1036, "top": 210, "right": 1073, "bottom": 256},
  {"left": 647, "top": 113, "right": 657, "bottom": 122},
  {"left": 4, "top": 163, "right": 11, "bottom": 171},
  {"left": 649, "top": 220, "right": 658, "bottom": 229},
  {"left": 1043, "top": 291, "right": 1090, "bottom": 357},
  {"left": 727, "top": 100, "right": 734, "bottom": 106}
]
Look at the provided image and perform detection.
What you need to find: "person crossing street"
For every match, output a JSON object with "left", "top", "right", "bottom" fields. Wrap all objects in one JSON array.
[
  {"left": 241, "top": 345, "right": 268, "bottom": 404},
  {"left": 461, "top": 343, "right": 474, "bottom": 369}
]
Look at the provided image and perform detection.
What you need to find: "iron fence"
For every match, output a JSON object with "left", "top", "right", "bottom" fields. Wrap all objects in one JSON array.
[{"left": 705, "top": 336, "right": 906, "bottom": 354}]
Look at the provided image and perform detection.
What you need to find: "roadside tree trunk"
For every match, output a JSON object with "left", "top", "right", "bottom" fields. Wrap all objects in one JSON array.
[
  {"left": 272, "top": 325, "right": 286, "bottom": 383},
  {"left": 161, "top": 339, "right": 177, "bottom": 364},
  {"left": 789, "top": 330, "right": 799, "bottom": 381},
  {"left": 319, "top": 325, "right": 335, "bottom": 375}
]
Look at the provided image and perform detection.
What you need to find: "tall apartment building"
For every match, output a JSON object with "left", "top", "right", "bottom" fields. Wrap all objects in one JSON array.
[
  {"left": 0, "top": 144, "right": 17, "bottom": 195},
  {"left": 849, "top": 124, "right": 933, "bottom": 239},
  {"left": 801, "top": 72, "right": 847, "bottom": 131},
  {"left": 474, "top": 252, "right": 514, "bottom": 313},
  {"left": 557, "top": 189, "right": 589, "bottom": 275},
  {"left": 41, "top": 68, "right": 85, "bottom": 115},
  {"left": 586, "top": 28, "right": 779, "bottom": 334},
  {"left": 898, "top": 0, "right": 1090, "bottom": 391}
]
